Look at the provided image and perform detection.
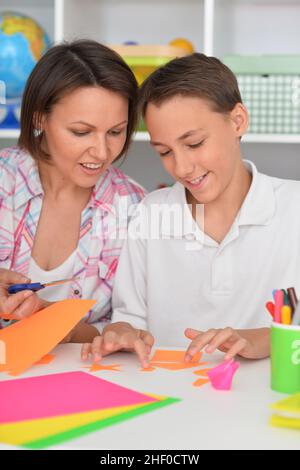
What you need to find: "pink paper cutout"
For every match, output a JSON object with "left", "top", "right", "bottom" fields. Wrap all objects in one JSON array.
[
  {"left": 0, "top": 371, "right": 156, "bottom": 424},
  {"left": 207, "top": 359, "right": 240, "bottom": 391}
]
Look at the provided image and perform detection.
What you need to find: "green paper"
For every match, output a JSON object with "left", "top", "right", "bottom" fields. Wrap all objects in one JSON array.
[{"left": 22, "top": 397, "right": 180, "bottom": 449}]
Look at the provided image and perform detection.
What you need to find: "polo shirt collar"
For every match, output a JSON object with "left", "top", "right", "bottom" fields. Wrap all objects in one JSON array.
[
  {"left": 236, "top": 160, "right": 276, "bottom": 227},
  {"left": 160, "top": 159, "right": 276, "bottom": 239},
  {"left": 160, "top": 180, "right": 205, "bottom": 241}
]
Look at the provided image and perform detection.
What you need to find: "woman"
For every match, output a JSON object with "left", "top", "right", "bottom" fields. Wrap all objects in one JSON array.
[{"left": 0, "top": 40, "right": 145, "bottom": 341}]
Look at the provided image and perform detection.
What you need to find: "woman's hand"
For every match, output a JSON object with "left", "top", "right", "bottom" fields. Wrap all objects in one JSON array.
[
  {"left": 81, "top": 322, "right": 154, "bottom": 368},
  {"left": 0, "top": 268, "right": 47, "bottom": 319}
]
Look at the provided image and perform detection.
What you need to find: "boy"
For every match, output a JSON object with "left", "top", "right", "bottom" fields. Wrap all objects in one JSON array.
[{"left": 82, "top": 54, "right": 300, "bottom": 366}]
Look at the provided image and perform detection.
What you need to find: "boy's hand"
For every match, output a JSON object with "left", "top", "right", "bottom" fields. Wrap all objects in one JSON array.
[
  {"left": 0, "top": 268, "right": 48, "bottom": 319},
  {"left": 60, "top": 321, "right": 100, "bottom": 344},
  {"left": 81, "top": 322, "right": 154, "bottom": 368},
  {"left": 184, "top": 327, "right": 252, "bottom": 362}
]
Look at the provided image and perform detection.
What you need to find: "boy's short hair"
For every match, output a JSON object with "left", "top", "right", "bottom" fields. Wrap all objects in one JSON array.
[
  {"left": 139, "top": 53, "right": 242, "bottom": 117},
  {"left": 19, "top": 39, "right": 138, "bottom": 162}
]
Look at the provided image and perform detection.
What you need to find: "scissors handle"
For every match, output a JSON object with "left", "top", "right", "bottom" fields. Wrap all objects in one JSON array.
[{"left": 8, "top": 283, "right": 44, "bottom": 295}]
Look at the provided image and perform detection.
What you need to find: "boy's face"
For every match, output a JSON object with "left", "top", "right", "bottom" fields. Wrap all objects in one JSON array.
[{"left": 145, "top": 95, "right": 247, "bottom": 204}]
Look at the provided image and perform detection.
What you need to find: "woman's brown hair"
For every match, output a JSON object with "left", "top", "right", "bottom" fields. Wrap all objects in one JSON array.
[{"left": 19, "top": 39, "right": 138, "bottom": 161}]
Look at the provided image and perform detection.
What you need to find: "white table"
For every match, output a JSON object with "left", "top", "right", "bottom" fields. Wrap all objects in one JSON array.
[{"left": 0, "top": 344, "right": 299, "bottom": 450}]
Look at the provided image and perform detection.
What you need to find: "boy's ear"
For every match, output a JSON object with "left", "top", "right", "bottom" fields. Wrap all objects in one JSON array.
[{"left": 230, "top": 103, "right": 249, "bottom": 137}]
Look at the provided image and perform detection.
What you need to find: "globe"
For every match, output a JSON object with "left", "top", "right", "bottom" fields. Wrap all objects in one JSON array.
[{"left": 0, "top": 11, "right": 50, "bottom": 128}]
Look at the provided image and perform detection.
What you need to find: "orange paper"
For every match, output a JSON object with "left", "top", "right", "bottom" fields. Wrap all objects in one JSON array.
[
  {"left": 141, "top": 366, "right": 156, "bottom": 372},
  {"left": 150, "top": 361, "right": 199, "bottom": 371},
  {"left": 83, "top": 363, "right": 121, "bottom": 372},
  {"left": 151, "top": 349, "right": 201, "bottom": 363},
  {"left": 0, "top": 299, "right": 95, "bottom": 376},
  {"left": 34, "top": 354, "right": 55, "bottom": 365},
  {"left": 193, "top": 368, "right": 211, "bottom": 377},
  {"left": 192, "top": 378, "right": 210, "bottom": 387}
]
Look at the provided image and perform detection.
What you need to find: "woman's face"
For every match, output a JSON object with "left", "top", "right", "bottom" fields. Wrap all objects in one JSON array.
[
  {"left": 40, "top": 86, "right": 129, "bottom": 188},
  {"left": 145, "top": 95, "right": 248, "bottom": 205}
]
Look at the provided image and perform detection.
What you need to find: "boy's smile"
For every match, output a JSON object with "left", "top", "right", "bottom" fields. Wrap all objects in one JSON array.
[{"left": 184, "top": 170, "right": 210, "bottom": 191}]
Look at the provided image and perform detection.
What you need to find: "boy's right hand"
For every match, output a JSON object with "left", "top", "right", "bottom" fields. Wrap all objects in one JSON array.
[
  {"left": 81, "top": 322, "right": 154, "bottom": 368},
  {"left": 0, "top": 268, "right": 46, "bottom": 319}
]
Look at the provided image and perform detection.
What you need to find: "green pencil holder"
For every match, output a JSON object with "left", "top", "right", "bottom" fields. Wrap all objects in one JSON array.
[{"left": 271, "top": 322, "right": 300, "bottom": 394}]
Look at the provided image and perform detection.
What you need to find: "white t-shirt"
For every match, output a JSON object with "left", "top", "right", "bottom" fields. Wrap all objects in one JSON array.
[
  {"left": 28, "top": 251, "right": 76, "bottom": 302},
  {"left": 111, "top": 160, "right": 300, "bottom": 347}
]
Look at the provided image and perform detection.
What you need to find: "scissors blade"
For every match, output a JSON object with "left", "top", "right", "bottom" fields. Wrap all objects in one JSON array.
[{"left": 43, "top": 277, "right": 78, "bottom": 288}]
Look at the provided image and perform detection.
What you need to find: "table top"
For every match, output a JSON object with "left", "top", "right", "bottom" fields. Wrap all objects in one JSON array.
[{"left": 0, "top": 344, "right": 299, "bottom": 450}]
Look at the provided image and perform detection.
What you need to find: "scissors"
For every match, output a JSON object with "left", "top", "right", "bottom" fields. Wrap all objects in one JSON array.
[{"left": 7, "top": 277, "right": 77, "bottom": 295}]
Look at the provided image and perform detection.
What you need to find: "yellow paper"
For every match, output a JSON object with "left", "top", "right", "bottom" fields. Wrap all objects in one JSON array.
[
  {"left": 0, "top": 394, "right": 167, "bottom": 446},
  {"left": 271, "top": 392, "right": 300, "bottom": 417},
  {"left": 270, "top": 391, "right": 300, "bottom": 429},
  {"left": 270, "top": 414, "right": 300, "bottom": 430},
  {"left": 0, "top": 402, "right": 147, "bottom": 445}
]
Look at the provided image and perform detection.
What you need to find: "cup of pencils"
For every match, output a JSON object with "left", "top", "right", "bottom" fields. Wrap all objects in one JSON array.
[{"left": 268, "top": 288, "right": 300, "bottom": 394}]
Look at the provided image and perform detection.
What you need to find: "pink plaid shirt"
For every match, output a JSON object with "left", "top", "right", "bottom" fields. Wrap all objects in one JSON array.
[{"left": 0, "top": 146, "right": 145, "bottom": 328}]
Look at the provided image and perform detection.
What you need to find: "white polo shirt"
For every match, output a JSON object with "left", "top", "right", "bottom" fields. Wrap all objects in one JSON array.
[{"left": 112, "top": 160, "right": 300, "bottom": 347}]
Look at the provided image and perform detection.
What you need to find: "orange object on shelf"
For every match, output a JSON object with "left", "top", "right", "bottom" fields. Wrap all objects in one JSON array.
[{"left": 109, "top": 44, "right": 189, "bottom": 58}]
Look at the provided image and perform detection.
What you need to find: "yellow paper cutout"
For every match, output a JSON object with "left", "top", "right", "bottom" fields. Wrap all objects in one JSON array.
[{"left": 0, "top": 299, "right": 95, "bottom": 376}]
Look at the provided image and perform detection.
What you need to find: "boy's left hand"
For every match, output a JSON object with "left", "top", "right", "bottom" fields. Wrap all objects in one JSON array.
[
  {"left": 184, "top": 327, "right": 252, "bottom": 362},
  {"left": 81, "top": 322, "right": 154, "bottom": 368}
]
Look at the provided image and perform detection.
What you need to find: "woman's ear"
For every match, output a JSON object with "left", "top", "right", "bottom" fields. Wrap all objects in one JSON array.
[
  {"left": 33, "top": 112, "right": 46, "bottom": 133},
  {"left": 230, "top": 103, "right": 249, "bottom": 137}
]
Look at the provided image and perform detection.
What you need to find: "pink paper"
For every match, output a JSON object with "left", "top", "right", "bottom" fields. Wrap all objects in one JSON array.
[
  {"left": 0, "top": 371, "right": 156, "bottom": 424},
  {"left": 207, "top": 359, "right": 240, "bottom": 391}
]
